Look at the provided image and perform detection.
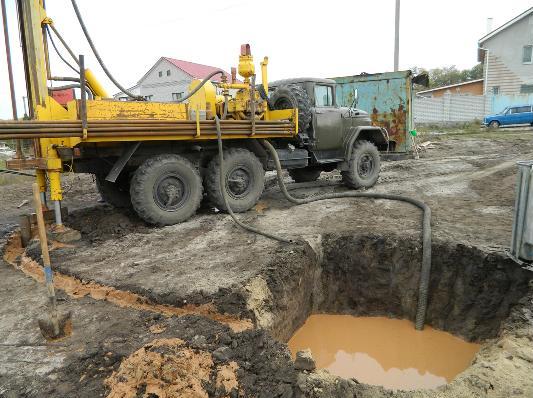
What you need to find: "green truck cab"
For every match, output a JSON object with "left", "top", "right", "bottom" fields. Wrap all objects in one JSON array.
[{"left": 268, "top": 78, "right": 389, "bottom": 186}]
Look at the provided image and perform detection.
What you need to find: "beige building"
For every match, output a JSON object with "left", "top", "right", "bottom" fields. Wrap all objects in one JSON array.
[{"left": 478, "top": 7, "right": 533, "bottom": 96}]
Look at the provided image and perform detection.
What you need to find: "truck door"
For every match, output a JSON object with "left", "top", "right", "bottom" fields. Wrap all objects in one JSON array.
[{"left": 313, "top": 84, "right": 343, "bottom": 158}]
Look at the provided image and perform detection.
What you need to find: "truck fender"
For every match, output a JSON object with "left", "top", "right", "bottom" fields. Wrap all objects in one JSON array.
[
  {"left": 342, "top": 126, "right": 389, "bottom": 161},
  {"left": 105, "top": 142, "right": 141, "bottom": 182}
]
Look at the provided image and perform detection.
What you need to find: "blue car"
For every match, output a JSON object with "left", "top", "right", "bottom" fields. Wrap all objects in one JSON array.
[{"left": 484, "top": 105, "right": 533, "bottom": 128}]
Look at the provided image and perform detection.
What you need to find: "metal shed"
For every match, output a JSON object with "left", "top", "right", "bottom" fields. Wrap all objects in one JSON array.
[{"left": 334, "top": 70, "right": 421, "bottom": 154}]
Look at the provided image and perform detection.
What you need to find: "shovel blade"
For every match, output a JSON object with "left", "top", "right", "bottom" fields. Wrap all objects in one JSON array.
[{"left": 38, "top": 311, "right": 72, "bottom": 340}]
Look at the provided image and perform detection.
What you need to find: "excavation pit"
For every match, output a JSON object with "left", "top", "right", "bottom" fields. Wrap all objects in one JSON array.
[
  {"left": 288, "top": 315, "right": 480, "bottom": 391},
  {"left": 255, "top": 233, "right": 533, "bottom": 396},
  {"left": 3, "top": 215, "right": 532, "bottom": 397}
]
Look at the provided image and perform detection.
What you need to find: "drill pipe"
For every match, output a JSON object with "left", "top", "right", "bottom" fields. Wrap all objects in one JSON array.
[{"left": 0, "top": 129, "right": 294, "bottom": 140}]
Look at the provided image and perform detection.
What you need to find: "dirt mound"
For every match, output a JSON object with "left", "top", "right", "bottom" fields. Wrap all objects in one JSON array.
[
  {"left": 66, "top": 205, "right": 151, "bottom": 243},
  {"left": 105, "top": 338, "right": 240, "bottom": 398}
]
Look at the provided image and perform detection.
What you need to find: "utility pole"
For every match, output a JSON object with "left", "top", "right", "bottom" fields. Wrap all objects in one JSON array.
[{"left": 394, "top": 0, "right": 400, "bottom": 72}]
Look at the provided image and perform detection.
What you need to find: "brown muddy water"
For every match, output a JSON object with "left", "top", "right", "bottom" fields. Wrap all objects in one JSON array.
[{"left": 288, "top": 315, "right": 480, "bottom": 391}]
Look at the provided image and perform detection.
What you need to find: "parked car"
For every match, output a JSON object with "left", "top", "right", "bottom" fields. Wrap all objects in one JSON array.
[
  {"left": 484, "top": 105, "right": 533, "bottom": 128},
  {"left": 0, "top": 143, "right": 15, "bottom": 157}
]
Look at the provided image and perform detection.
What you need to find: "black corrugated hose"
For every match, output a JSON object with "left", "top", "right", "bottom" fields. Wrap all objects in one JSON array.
[{"left": 214, "top": 117, "right": 432, "bottom": 330}]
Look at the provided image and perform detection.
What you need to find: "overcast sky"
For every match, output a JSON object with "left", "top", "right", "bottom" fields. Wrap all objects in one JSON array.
[{"left": 1, "top": 0, "right": 531, "bottom": 119}]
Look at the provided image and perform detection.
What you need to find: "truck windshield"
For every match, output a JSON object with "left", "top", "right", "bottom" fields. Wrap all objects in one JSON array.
[{"left": 315, "top": 85, "right": 333, "bottom": 107}]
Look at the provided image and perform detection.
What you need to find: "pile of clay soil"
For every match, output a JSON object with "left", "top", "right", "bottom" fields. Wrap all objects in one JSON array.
[
  {"left": 104, "top": 338, "right": 236, "bottom": 397},
  {"left": 100, "top": 319, "right": 297, "bottom": 398}
]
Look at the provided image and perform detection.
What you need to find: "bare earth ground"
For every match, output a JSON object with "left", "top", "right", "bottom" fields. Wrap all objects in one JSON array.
[{"left": 1, "top": 127, "right": 533, "bottom": 397}]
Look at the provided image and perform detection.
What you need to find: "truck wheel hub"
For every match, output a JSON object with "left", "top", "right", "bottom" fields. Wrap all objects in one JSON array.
[
  {"left": 226, "top": 167, "right": 251, "bottom": 198},
  {"left": 357, "top": 154, "right": 374, "bottom": 178},
  {"left": 153, "top": 174, "right": 187, "bottom": 210}
]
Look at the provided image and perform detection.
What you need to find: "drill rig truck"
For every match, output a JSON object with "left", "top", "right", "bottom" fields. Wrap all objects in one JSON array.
[{"left": 1, "top": 0, "right": 389, "bottom": 226}]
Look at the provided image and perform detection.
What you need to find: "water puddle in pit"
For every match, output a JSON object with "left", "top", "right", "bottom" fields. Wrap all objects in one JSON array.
[{"left": 288, "top": 315, "right": 480, "bottom": 391}]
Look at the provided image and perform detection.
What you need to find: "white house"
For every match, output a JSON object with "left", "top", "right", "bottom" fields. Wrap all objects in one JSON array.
[
  {"left": 478, "top": 7, "right": 533, "bottom": 96},
  {"left": 114, "top": 57, "right": 233, "bottom": 102}
]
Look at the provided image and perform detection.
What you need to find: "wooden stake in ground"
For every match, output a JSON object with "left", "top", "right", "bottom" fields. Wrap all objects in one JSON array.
[{"left": 32, "top": 183, "right": 72, "bottom": 340}]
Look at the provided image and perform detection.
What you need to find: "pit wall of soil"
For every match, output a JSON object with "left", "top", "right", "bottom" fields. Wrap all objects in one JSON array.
[{"left": 258, "top": 234, "right": 532, "bottom": 343}]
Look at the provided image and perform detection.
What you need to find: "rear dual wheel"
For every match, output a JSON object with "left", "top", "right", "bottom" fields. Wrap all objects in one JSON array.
[
  {"left": 130, "top": 154, "right": 202, "bottom": 226},
  {"left": 129, "top": 149, "right": 264, "bottom": 226},
  {"left": 205, "top": 148, "right": 265, "bottom": 212}
]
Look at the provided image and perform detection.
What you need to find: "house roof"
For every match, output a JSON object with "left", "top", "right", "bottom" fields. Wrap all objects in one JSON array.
[
  {"left": 114, "top": 57, "right": 239, "bottom": 97},
  {"left": 479, "top": 7, "right": 533, "bottom": 44},
  {"left": 163, "top": 57, "right": 233, "bottom": 83},
  {"left": 416, "top": 79, "right": 484, "bottom": 95}
]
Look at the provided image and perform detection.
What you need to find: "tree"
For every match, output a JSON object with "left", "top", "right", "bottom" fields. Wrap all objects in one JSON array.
[{"left": 411, "top": 64, "right": 483, "bottom": 89}]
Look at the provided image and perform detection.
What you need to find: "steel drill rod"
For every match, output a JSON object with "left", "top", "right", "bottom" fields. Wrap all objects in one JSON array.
[
  {"left": 0, "top": 127, "right": 291, "bottom": 134},
  {"left": 0, "top": 119, "right": 291, "bottom": 125},
  {"left": 0, "top": 123, "right": 290, "bottom": 130},
  {"left": 0, "top": 130, "right": 294, "bottom": 139}
]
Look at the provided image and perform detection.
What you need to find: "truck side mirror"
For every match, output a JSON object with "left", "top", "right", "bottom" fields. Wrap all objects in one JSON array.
[{"left": 352, "top": 89, "right": 359, "bottom": 108}]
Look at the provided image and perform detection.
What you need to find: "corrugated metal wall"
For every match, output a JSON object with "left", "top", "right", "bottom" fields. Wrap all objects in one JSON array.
[
  {"left": 334, "top": 71, "right": 412, "bottom": 153},
  {"left": 490, "top": 94, "right": 533, "bottom": 113}
]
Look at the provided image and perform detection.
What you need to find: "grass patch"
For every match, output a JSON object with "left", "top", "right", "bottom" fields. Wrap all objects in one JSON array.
[{"left": 417, "top": 123, "right": 533, "bottom": 141}]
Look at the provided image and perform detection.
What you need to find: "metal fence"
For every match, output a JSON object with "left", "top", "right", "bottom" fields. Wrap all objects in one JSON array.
[
  {"left": 413, "top": 94, "right": 486, "bottom": 124},
  {"left": 414, "top": 93, "right": 533, "bottom": 125}
]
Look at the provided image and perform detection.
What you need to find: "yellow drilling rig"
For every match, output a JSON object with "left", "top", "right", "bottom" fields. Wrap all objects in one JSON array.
[
  {"left": 1, "top": 0, "right": 390, "bottom": 228},
  {"left": 0, "top": 0, "right": 297, "bottom": 226}
]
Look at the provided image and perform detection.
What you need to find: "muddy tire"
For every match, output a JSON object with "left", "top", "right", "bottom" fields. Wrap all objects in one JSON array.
[
  {"left": 130, "top": 154, "right": 202, "bottom": 226},
  {"left": 95, "top": 173, "right": 131, "bottom": 208},
  {"left": 270, "top": 85, "right": 312, "bottom": 133},
  {"left": 206, "top": 148, "right": 265, "bottom": 212},
  {"left": 288, "top": 167, "right": 322, "bottom": 183},
  {"left": 341, "top": 140, "right": 381, "bottom": 189},
  {"left": 489, "top": 120, "right": 500, "bottom": 129}
]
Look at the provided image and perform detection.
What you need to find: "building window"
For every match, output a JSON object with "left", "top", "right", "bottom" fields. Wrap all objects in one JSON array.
[
  {"left": 158, "top": 71, "right": 163, "bottom": 77},
  {"left": 167, "top": 70, "right": 171, "bottom": 76},
  {"left": 172, "top": 92, "right": 183, "bottom": 101},
  {"left": 492, "top": 86, "right": 500, "bottom": 95},
  {"left": 144, "top": 95, "right": 154, "bottom": 101},
  {"left": 523, "top": 45, "right": 533, "bottom": 64},
  {"left": 520, "top": 84, "right": 533, "bottom": 94}
]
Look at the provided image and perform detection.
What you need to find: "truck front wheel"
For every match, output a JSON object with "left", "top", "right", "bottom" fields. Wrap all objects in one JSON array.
[
  {"left": 130, "top": 154, "right": 203, "bottom": 226},
  {"left": 206, "top": 148, "right": 265, "bottom": 212},
  {"left": 341, "top": 140, "right": 381, "bottom": 189}
]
